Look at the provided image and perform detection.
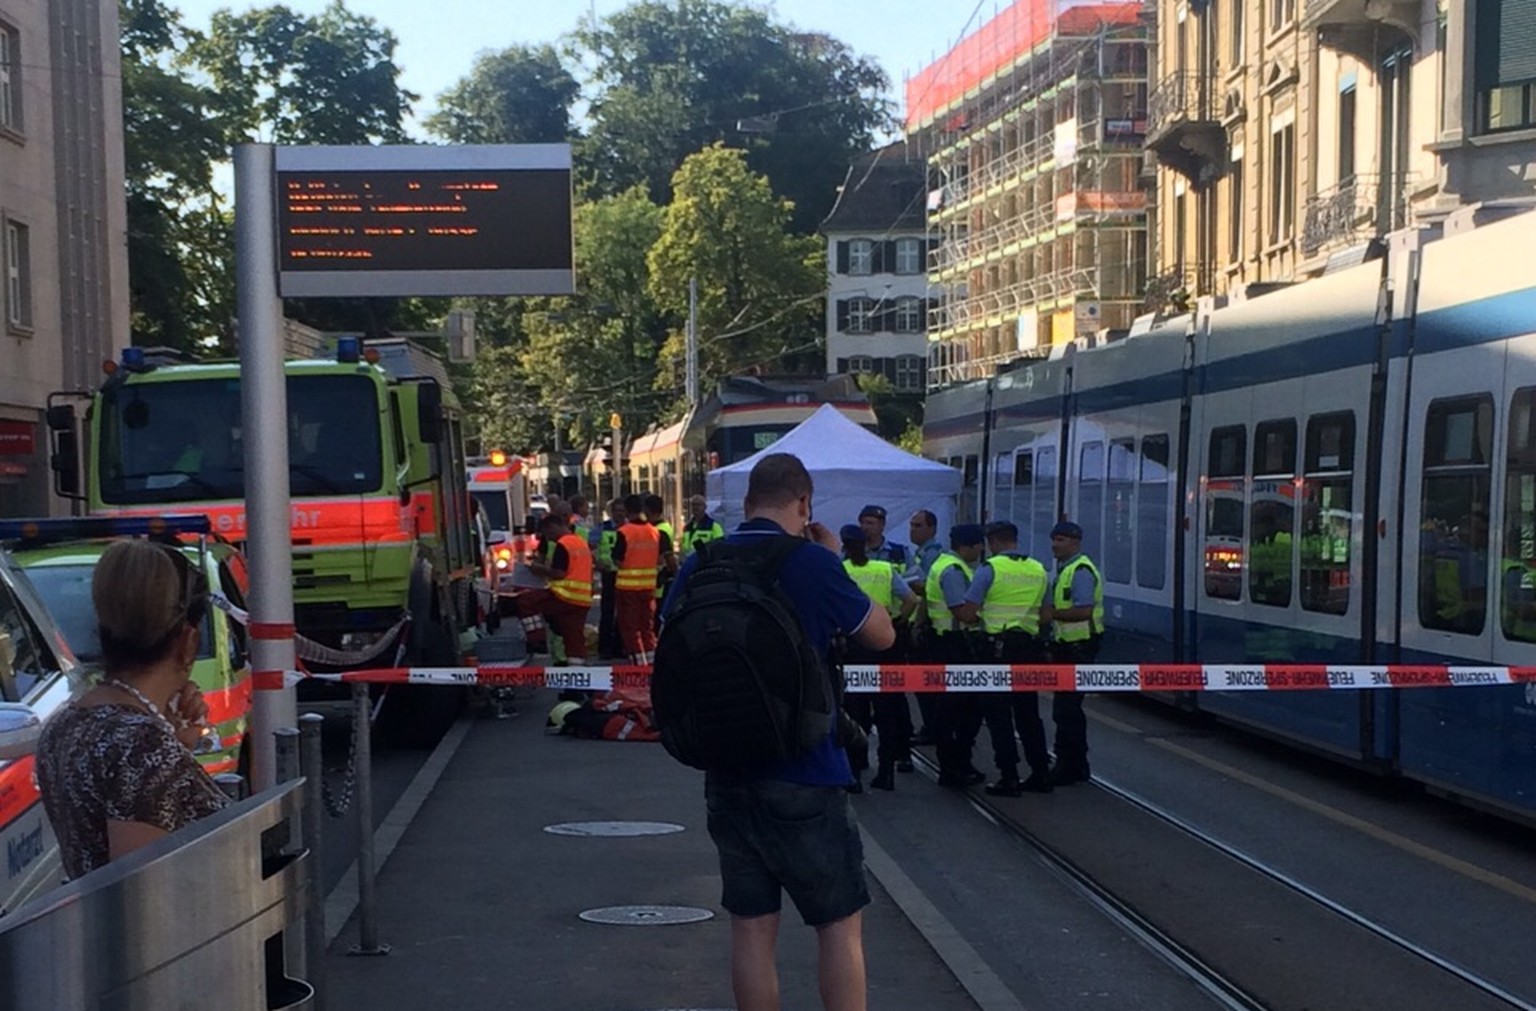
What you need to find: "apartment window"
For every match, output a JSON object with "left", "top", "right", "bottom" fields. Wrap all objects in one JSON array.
[
  {"left": 1269, "top": 0, "right": 1295, "bottom": 32},
  {"left": 1174, "top": 187, "right": 1188, "bottom": 271},
  {"left": 5, "top": 220, "right": 30, "bottom": 330},
  {"left": 895, "top": 355, "right": 924, "bottom": 392},
  {"left": 0, "top": 23, "right": 17, "bottom": 133},
  {"left": 849, "top": 239, "right": 874, "bottom": 275},
  {"left": 1338, "top": 86, "right": 1358, "bottom": 184},
  {"left": 847, "top": 355, "right": 874, "bottom": 375},
  {"left": 1269, "top": 122, "right": 1295, "bottom": 243},
  {"left": 895, "top": 238, "right": 922, "bottom": 275},
  {"left": 1229, "top": 0, "right": 1245, "bottom": 66},
  {"left": 1476, "top": 0, "right": 1536, "bottom": 132},
  {"left": 847, "top": 297, "right": 875, "bottom": 334},
  {"left": 1228, "top": 157, "right": 1244, "bottom": 263},
  {"left": 894, "top": 296, "right": 922, "bottom": 333}
]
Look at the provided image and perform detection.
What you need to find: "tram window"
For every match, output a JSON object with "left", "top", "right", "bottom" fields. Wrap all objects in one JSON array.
[
  {"left": 1077, "top": 441, "right": 1105, "bottom": 561},
  {"left": 1501, "top": 390, "right": 1536, "bottom": 642},
  {"left": 960, "top": 454, "right": 980, "bottom": 522},
  {"left": 1014, "top": 450, "right": 1034, "bottom": 544},
  {"left": 993, "top": 452, "right": 1014, "bottom": 530},
  {"left": 1105, "top": 439, "right": 1136, "bottom": 584},
  {"left": 1034, "top": 446, "right": 1058, "bottom": 558},
  {"left": 1301, "top": 412, "right": 1355, "bottom": 615},
  {"left": 1205, "top": 425, "right": 1246, "bottom": 600},
  {"left": 1419, "top": 396, "right": 1493, "bottom": 635},
  {"left": 1138, "top": 434, "right": 1170, "bottom": 590},
  {"left": 1249, "top": 419, "right": 1297, "bottom": 608}
]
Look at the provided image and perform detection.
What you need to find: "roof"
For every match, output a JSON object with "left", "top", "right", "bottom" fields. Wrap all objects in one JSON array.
[{"left": 820, "top": 141, "right": 927, "bottom": 234}]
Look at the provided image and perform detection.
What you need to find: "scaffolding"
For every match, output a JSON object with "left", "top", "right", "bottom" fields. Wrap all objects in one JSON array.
[{"left": 907, "top": 2, "right": 1152, "bottom": 389}]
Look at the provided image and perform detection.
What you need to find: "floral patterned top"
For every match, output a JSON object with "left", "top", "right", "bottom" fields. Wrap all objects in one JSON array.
[{"left": 35, "top": 703, "right": 228, "bottom": 879}]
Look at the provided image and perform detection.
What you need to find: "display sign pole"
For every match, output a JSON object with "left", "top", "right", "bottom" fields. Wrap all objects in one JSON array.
[{"left": 235, "top": 143, "right": 298, "bottom": 793}]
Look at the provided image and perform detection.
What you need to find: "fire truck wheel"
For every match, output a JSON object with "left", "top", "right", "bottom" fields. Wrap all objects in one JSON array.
[{"left": 378, "top": 617, "right": 466, "bottom": 748}]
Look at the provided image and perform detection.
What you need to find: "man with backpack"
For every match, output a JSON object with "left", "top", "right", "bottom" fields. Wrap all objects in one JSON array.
[{"left": 656, "top": 452, "right": 895, "bottom": 1011}]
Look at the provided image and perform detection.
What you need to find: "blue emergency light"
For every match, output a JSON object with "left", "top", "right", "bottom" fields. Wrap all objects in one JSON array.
[
  {"left": 0, "top": 515, "right": 213, "bottom": 543},
  {"left": 120, "top": 347, "right": 146, "bottom": 371},
  {"left": 336, "top": 336, "right": 362, "bottom": 363}
]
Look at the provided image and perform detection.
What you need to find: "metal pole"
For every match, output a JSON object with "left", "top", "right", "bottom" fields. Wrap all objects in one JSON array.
[
  {"left": 349, "top": 683, "right": 388, "bottom": 955},
  {"left": 686, "top": 276, "right": 699, "bottom": 407},
  {"left": 298, "top": 713, "right": 327, "bottom": 1008},
  {"left": 235, "top": 143, "right": 298, "bottom": 793},
  {"left": 213, "top": 773, "right": 247, "bottom": 801},
  {"left": 273, "top": 725, "right": 306, "bottom": 979}
]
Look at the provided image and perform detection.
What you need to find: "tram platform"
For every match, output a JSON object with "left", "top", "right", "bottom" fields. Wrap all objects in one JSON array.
[{"left": 321, "top": 689, "right": 983, "bottom": 1010}]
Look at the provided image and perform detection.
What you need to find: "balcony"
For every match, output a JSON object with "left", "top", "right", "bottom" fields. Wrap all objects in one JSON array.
[
  {"left": 1304, "top": 0, "right": 1417, "bottom": 60},
  {"left": 1301, "top": 174, "right": 1414, "bottom": 255},
  {"left": 1146, "top": 72, "right": 1227, "bottom": 182}
]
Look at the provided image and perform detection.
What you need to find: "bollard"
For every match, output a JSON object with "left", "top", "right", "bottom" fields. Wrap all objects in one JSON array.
[
  {"left": 349, "top": 682, "right": 388, "bottom": 955},
  {"left": 213, "top": 772, "right": 248, "bottom": 801},
  {"left": 272, "top": 726, "right": 306, "bottom": 980},
  {"left": 298, "top": 713, "right": 327, "bottom": 1010}
]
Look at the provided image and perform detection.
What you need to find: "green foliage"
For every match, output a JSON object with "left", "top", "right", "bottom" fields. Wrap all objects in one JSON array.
[
  {"left": 426, "top": 44, "right": 579, "bottom": 144},
  {"left": 571, "top": 0, "right": 892, "bottom": 230},
  {"left": 855, "top": 373, "right": 924, "bottom": 444},
  {"left": 647, "top": 145, "right": 822, "bottom": 416},
  {"left": 896, "top": 418, "right": 925, "bottom": 456}
]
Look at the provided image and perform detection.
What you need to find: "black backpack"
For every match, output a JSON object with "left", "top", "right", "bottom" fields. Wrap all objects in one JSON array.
[{"left": 651, "top": 535, "right": 839, "bottom": 772}]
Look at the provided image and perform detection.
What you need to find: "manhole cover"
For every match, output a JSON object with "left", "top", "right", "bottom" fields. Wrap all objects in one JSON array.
[
  {"left": 545, "top": 821, "right": 685, "bottom": 837},
  {"left": 579, "top": 905, "right": 714, "bottom": 926}
]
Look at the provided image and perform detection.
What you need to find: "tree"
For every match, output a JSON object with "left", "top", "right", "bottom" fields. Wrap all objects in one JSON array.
[
  {"left": 426, "top": 44, "right": 580, "bottom": 145},
  {"left": 572, "top": 0, "right": 892, "bottom": 230},
  {"left": 647, "top": 145, "right": 823, "bottom": 415}
]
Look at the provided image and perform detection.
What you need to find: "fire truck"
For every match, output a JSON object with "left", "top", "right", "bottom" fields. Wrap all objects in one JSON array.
[{"left": 47, "top": 337, "right": 477, "bottom": 744}]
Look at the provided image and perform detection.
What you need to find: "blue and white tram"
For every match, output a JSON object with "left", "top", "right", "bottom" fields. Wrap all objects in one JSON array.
[{"left": 923, "top": 208, "right": 1536, "bottom": 820}]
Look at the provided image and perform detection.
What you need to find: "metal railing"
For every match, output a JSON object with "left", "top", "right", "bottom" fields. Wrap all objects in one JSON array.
[
  {"left": 1301, "top": 173, "right": 1417, "bottom": 254},
  {"left": 1148, "top": 71, "right": 1218, "bottom": 137}
]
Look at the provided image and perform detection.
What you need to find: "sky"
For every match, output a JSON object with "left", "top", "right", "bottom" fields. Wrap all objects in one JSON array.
[{"left": 169, "top": 0, "right": 998, "bottom": 133}]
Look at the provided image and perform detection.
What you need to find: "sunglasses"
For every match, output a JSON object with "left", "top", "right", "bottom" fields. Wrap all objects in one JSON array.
[{"left": 152, "top": 540, "right": 210, "bottom": 629}]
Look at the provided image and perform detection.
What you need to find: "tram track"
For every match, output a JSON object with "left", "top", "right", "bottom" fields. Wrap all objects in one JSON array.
[{"left": 908, "top": 749, "right": 1535, "bottom": 1011}]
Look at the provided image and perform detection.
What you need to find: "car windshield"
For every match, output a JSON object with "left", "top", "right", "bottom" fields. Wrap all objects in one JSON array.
[
  {"left": 24, "top": 560, "right": 214, "bottom": 662},
  {"left": 473, "top": 490, "right": 510, "bottom": 531},
  {"left": 98, "top": 374, "right": 384, "bottom": 504}
]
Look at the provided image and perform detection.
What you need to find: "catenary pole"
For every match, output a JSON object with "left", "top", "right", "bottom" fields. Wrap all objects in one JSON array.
[{"left": 235, "top": 143, "right": 298, "bottom": 792}]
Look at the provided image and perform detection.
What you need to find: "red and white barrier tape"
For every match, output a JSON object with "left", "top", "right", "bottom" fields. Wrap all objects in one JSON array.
[{"left": 280, "top": 662, "right": 1536, "bottom": 694}]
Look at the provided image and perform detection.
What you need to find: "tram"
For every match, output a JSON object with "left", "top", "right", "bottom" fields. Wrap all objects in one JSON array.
[{"left": 924, "top": 206, "right": 1536, "bottom": 820}]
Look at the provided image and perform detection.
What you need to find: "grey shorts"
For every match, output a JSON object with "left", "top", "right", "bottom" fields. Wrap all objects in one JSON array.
[{"left": 704, "top": 776, "right": 870, "bottom": 927}]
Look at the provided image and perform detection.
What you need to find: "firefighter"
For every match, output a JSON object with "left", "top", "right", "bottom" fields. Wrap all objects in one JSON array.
[
  {"left": 680, "top": 494, "right": 725, "bottom": 558},
  {"left": 593, "top": 497, "right": 626, "bottom": 659},
  {"left": 840, "top": 524, "right": 918, "bottom": 792},
  {"left": 1045, "top": 521, "right": 1103, "bottom": 785},
  {"left": 613, "top": 493, "right": 662, "bottom": 663},
  {"left": 956, "top": 521, "right": 1052, "bottom": 795},
  {"left": 526, "top": 512, "right": 593, "bottom": 665}
]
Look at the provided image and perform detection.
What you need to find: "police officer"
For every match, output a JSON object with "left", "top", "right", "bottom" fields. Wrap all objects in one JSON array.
[
  {"left": 859, "top": 505, "right": 909, "bottom": 567},
  {"left": 1045, "top": 521, "right": 1103, "bottom": 785},
  {"left": 680, "top": 494, "right": 725, "bottom": 558},
  {"left": 904, "top": 509, "right": 944, "bottom": 746},
  {"left": 593, "top": 498, "right": 625, "bottom": 659},
  {"left": 840, "top": 524, "right": 918, "bottom": 792},
  {"left": 956, "top": 521, "right": 1051, "bottom": 795},
  {"left": 925, "top": 524, "right": 987, "bottom": 788}
]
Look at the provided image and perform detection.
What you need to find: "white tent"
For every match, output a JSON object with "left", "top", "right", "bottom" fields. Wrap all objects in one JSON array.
[{"left": 705, "top": 404, "right": 962, "bottom": 537}]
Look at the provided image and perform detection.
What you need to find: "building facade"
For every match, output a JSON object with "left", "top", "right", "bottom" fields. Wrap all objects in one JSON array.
[
  {"left": 821, "top": 143, "right": 933, "bottom": 393},
  {"left": 0, "top": 0, "right": 127, "bottom": 517},
  {"left": 1149, "top": 0, "right": 1536, "bottom": 303},
  {"left": 907, "top": 0, "right": 1153, "bottom": 388}
]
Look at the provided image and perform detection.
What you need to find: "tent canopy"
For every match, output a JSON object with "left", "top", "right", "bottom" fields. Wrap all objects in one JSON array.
[{"left": 705, "top": 404, "right": 962, "bottom": 537}]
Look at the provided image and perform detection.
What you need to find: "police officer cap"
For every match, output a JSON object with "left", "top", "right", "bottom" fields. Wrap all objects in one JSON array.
[
  {"left": 950, "top": 523, "right": 985, "bottom": 547},
  {"left": 839, "top": 523, "right": 866, "bottom": 543},
  {"left": 984, "top": 520, "right": 1018, "bottom": 540},
  {"left": 858, "top": 504, "right": 886, "bottom": 520},
  {"left": 1051, "top": 521, "right": 1084, "bottom": 540}
]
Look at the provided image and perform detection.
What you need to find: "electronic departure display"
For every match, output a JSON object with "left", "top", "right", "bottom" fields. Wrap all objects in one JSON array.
[{"left": 274, "top": 145, "right": 574, "bottom": 297}]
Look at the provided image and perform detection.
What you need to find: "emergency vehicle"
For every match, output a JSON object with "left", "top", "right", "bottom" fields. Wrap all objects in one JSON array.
[
  {"left": 48, "top": 337, "right": 478, "bottom": 744},
  {"left": 467, "top": 451, "right": 535, "bottom": 608}
]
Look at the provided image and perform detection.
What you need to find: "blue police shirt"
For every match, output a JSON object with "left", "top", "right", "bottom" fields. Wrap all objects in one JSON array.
[{"left": 662, "top": 518, "right": 875, "bottom": 787}]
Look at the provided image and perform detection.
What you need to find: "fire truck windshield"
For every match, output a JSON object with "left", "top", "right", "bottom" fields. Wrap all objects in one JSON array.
[
  {"left": 98, "top": 375, "right": 384, "bottom": 503},
  {"left": 472, "top": 489, "right": 510, "bottom": 531}
]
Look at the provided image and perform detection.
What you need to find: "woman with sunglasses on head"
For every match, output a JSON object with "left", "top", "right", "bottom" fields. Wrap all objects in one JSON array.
[{"left": 36, "top": 539, "right": 227, "bottom": 879}]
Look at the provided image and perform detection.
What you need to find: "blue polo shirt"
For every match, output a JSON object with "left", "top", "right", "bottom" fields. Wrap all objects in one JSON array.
[{"left": 662, "top": 518, "right": 875, "bottom": 786}]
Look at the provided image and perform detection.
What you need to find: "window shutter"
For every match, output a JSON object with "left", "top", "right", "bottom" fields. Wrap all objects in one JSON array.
[
  {"left": 836, "top": 299, "right": 849, "bottom": 331},
  {"left": 836, "top": 241, "right": 850, "bottom": 274},
  {"left": 837, "top": 357, "right": 849, "bottom": 373},
  {"left": 1480, "top": 0, "right": 1536, "bottom": 86},
  {"left": 877, "top": 299, "right": 895, "bottom": 333},
  {"left": 884, "top": 241, "right": 898, "bottom": 274},
  {"left": 881, "top": 357, "right": 897, "bottom": 382}
]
